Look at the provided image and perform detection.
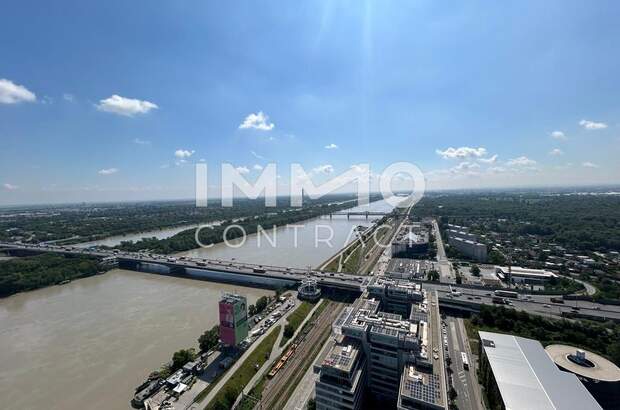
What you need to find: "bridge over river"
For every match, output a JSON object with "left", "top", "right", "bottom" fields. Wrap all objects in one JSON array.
[{"left": 0, "top": 242, "right": 367, "bottom": 293}]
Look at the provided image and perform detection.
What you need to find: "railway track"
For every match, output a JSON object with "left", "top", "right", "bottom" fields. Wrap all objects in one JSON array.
[{"left": 255, "top": 301, "right": 344, "bottom": 410}]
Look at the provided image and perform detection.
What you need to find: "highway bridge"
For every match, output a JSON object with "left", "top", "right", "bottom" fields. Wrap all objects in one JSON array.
[
  {"left": 328, "top": 211, "right": 391, "bottom": 219},
  {"left": 3, "top": 241, "right": 620, "bottom": 322},
  {"left": 0, "top": 242, "right": 367, "bottom": 293}
]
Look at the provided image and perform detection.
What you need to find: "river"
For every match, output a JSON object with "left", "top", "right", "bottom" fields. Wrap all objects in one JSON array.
[
  {"left": 0, "top": 270, "right": 272, "bottom": 410},
  {"left": 178, "top": 199, "right": 396, "bottom": 268},
  {"left": 0, "top": 199, "right": 395, "bottom": 410}
]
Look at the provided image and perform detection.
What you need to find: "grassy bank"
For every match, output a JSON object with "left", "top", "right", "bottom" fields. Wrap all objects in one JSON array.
[
  {"left": 0, "top": 254, "right": 100, "bottom": 297},
  {"left": 203, "top": 325, "right": 281, "bottom": 410},
  {"left": 280, "top": 302, "right": 314, "bottom": 347}
]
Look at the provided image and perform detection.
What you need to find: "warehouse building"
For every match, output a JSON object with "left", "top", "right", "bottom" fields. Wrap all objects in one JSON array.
[
  {"left": 495, "top": 266, "right": 557, "bottom": 284},
  {"left": 391, "top": 223, "right": 430, "bottom": 258},
  {"left": 478, "top": 331, "right": 603, "bottom": 410}
]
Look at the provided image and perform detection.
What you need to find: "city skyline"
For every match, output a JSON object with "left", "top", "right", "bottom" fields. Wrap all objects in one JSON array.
[{"left": 2, "top": 1, "right": 620, "bottom": 205}]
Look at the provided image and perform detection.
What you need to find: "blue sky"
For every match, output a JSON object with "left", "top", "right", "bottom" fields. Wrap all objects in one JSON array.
[{"left": 1, "top": 0, "right": 619, "bottom": 205}]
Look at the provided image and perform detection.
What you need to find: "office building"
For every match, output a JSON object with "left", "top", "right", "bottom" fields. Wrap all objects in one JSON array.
[
  {"left": 315, "top": 340, "right": 366, "bottom": 410},
  {"left": 219, "top": 293, "right": 248, "bottom": 347},
  {"left": 317, "top": 280, "right": 446, "bottom": 409}
]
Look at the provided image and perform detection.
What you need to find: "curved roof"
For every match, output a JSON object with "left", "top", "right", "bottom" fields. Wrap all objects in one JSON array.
[{"left": 545, "top": 344, "right": 620, "bottom": 382}]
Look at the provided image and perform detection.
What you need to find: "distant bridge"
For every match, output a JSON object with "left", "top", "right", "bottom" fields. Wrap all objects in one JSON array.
[
  {"left": 328, "top": 211, "right": 392, "bottom": 220},
  {"left": 0, "top": 242, "right": 367, "bottom": 293}
]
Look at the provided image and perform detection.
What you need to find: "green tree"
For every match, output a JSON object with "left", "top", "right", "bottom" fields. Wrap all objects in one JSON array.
[
  {"left": 255, "top": 296, "right": 269, "bottom": 313},
  {"left": 198, "top": 326, "right": 220, "bottom": 352},
  {"left": 427, "top": 270, "right": 440, "bottom": 281},
  {"left": 470, "top": 264, "right": 481, "bottom": 276},
  {"left": 171, "top": 348, "right": 196, "bottom": 371},
  {"left": 284, "top": 323, "right": 295, "bottom": 339}
]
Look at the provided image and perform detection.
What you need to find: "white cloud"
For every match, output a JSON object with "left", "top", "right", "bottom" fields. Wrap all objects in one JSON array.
[
  {"left": 479, "top": 154, "right": 498, "bottom": 164},
  {"left": 579, "top": 119, "right": 607, "bottom": 130},
  {"left": 451, "top": 162, "right": 481, "bottom": 174},
  {"left": 98, "top": 168, "right": 119, "bottom": 175},
  {"left": 507, "top": 156, "right": 537, "bottom": 167},
  {"left": 235, "top": 166, "right": 250, "bottom": 174},
  {"left": 313, "top": 164, "right": 334, "bottom": 174},
  {"left": 436, "top": 146, "right": 487, "bottom": 159},
  {"left": 63, "top": 93, "right": 75, "bottom": 102},
  {"left": 582, "top": 161, "right": 599, "bottom": 168},
  {"left": 0, "top": 78, "right": 36, "bottom": 104},
  {"left": 325, "top": 143, "right": 339, "bottom": 149},
  {"left": 550, "top": 130, "right": 567, "bottom": 140},
  {"left": 174, "top": 149, "right": 195, "bottom": 159},
  {"left": 253, "top": 164, "right": 263, "bottom": 171},
  {"left": 96, "top": 94, "right": 158, "bottom": 117},
  {"left": 239, "top": 111, "right": 274, "bottom": 131},
  {"left": 133, "top": 138, "right": 151, "bottom": 145},
  {"left": 487, "top": 166, "right": 507, "bottom": 174},
  {"left": 250, "top": 151, "right": 265, "bottom": 160},
  {"left": 3, "top": 183, "right": 19, "bottom": 190},
  {"left": 549, "top": 148, "right": 563, "bottom": 156}
]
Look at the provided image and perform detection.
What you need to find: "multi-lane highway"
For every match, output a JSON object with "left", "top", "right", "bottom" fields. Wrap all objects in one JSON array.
[
  {"left": 3, "top": 241, "right": 620, "bottom": 322},
  {"left": 433, "top": 286, "right": 620, "bottom": 322},
  {"left": 0, "top": 242, "right": 368, "bottom": 292}
]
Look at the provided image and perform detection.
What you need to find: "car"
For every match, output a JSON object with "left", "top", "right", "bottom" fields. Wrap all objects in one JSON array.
[{"left": 543, "top": 304, "right": 550, "bottom": 308}]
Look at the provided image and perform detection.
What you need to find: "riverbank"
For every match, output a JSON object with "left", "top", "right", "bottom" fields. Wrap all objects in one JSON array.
[
  {"left": 0, "top": 269, "right": 273, "bottom": 410},
  {"left": 113, "top": 196, "right": 384, "bottom": 255}
]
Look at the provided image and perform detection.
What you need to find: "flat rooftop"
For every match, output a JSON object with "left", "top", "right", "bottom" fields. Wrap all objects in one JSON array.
[
  {"left": 479, "top": 331, "right": 602, "bottom": 410},
  {"left": 322, "top": 342, "right": 361, "bottom": 374},
  {"left": 496, "top": 266, "right": 557, "bottom": 278},
  {"left": 399, "top": 365, "right": 442, "bottom": 408},
  {"left": 545, "top": 344, "right": 620, "bottom": 382}
]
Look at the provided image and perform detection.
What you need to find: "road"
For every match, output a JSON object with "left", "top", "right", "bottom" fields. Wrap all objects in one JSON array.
[
  {"left": 432, "top": 219, "right": 454, "bottom": 282},
  {"left": 444, "top": 316, "right": 484, "bottom": 410},
  {"left": 434, "top": 287, "right": 620, "bottom": 321}
]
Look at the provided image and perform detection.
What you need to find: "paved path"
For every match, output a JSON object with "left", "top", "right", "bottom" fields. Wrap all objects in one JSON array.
[{"left": 234, "top": 299, "right": 325, "bottom": 407}]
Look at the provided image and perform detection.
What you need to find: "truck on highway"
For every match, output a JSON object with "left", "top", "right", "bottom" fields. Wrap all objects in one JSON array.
[
  {"left": 494, "top": 290, "right": 518, "bottom": 299},
  {"left": 253, "top": 268, "right": 266, "bottom": 273},
  {"left": 492, "top": 296, "right": 507, "bottom": 304},
  {"left": 550, "top": 297, "right": 564, "bottom": 304},
  {"left": 461, "top": 352, "right": 469, "bottom": 370}
]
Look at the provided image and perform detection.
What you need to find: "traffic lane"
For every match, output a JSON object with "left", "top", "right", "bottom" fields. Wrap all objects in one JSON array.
[
  {"left": 444, "top": 317, "right": 474, "bottom": 410},
  {"left": 433, "top": 286, "right": 620, "bottom": 316}
]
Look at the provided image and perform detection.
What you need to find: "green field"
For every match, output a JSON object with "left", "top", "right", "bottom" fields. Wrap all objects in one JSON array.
[{"left": 279, "top": 302, "right": 314, "bottom": 347}]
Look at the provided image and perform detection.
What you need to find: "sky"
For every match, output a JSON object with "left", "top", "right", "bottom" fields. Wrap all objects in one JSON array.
[{"left": 1, "top": 0, "right": 619, "bottom": 205}]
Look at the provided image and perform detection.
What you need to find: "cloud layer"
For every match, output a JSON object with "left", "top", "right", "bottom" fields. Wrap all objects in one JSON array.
[
  {"left": 239, "top": 111, "right": 274, "bottom": 131},
  {"left": 579, "top": 119, "right": 607, "bottom": 130},
  {"left": 98, "top": 168, "right": 119, "bottom": 175},
  {"left": 436, "top": 146, "right": 487, "bottom": 159},
  {"left": 0, "top": 79, "right": 36, "bottom": 104},
  {"left": 96, "top": 95, "right": 158, "bottom": 116}
]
